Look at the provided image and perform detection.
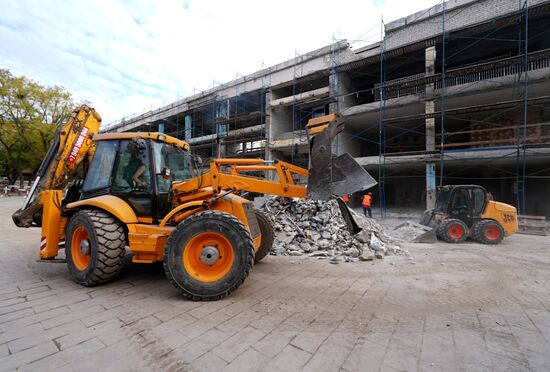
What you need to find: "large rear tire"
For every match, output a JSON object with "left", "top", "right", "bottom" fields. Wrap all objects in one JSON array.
[
  {"left": 163, "top": 211, "right": 254, "bottom": 301},
  {"left": 473, "top": 219, "right": 504, "bottom": 245},
  {"left": 437, "top": 218, "right": 469, "bottom": 243},
  {"left": 66, "top": 209, "right": 126, "bottom": 286},
  {"left": 253, "top": 210, "right": 274, "bottom": 263}
]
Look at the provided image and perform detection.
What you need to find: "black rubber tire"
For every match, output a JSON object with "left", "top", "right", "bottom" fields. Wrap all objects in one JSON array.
[
  {"left": 473, "top": 219, "right": 505, "bottom": 245},
  {"left": 437, "top": 218, "right": 469, "bottom": 243},
  {"left": 253, "top": 210, "right": 274, "bottom": 263},
  {"left": 66, "top": 209, "right": 126, "bottom": 286},
  {"left": 163, "top": 210, "right": 254, "bottom": 301}
]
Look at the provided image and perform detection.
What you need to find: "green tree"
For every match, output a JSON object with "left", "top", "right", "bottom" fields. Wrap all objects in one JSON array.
[{"left": 0, "top": 69, "right": 75, "bottom": 186}]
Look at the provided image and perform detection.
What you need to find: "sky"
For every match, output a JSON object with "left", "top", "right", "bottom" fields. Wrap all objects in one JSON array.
[{"left": 0, "top": 0, "right": 438, "bottom": 125}]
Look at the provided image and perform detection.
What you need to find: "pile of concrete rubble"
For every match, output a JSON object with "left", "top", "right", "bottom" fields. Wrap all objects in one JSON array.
[{"left": 261, "top": 197, "right": 407, "bottom": 263}]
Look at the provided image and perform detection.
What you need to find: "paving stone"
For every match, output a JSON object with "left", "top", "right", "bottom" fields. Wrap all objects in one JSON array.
[
  {"left": 0, "top": 285, "right": 50, "bottom": 302},
  {"left": 253, "top": 330, "right": 298, "bottom": 358},
  {"left": 0, "top": 341, "right": 58, "bottom": 371},
  {"left": 224, "top": 347, "right": 270, "bottom": 372},
  {"left": 302, "top": 331, "right": 359, "bottom": 372},
  {"left": 19, "top": 338, "right": 105, "bottom": 372},
  {"left": 41, "top": 304, "right": 105, "bottom": 330},
  {"left": 341, "top": 334, "right": 390, "bottom": 372},
  {"left": 0, "top": 306, "right": 68, "bottom": 332},
  {"left": 212, "top": 326, "right": 266, "bottom": 362},
  {"left": 0, "top": 322, "right": 44, "bottom": 344},
  {"left": 97, "top": 315, "right": 161, "bottom": 346},
  {"left": 0, "top": 307, "right": 34, "bottom": 324},
  {"left": 70, "top": 338, "right": 154, "bottom": 372},
  {"left": 170, "top": 327, "right": 236, "bottom": 365},
  {"left": 8, "top": 319, "right": 85, "bottom": 354},
  {"left": 289, "top": 330, "right": 331, "bottom": 355},
  {"left": 418, "top": 331, "right": 456, "bottom": 371},
  {"left": 0, "top": 343, "right": 8, "bottom": 358},
  {"left": 54, "top": 318, "right": 123, "bottom": 350},
  {"left": 452, "top": 329, "right": 493, "bottom": 371},
  {"left": 188, "top": 351, "right": 228, "bottom": 372},
  {"left": 262, "top": 344, "right": 312, "bottom": 372}
]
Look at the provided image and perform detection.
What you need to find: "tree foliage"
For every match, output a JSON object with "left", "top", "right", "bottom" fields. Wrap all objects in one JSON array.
[{"left": 0, "top": 69, "right": 75, "bottom": 185}]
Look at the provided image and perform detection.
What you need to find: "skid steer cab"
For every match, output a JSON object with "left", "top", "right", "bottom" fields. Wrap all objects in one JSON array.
[
  {"left": 421, "top": 185, "right": 518, "bottom": 244},
  {"left": 13, "top": 106, "right": 376, "bottom": 301}
]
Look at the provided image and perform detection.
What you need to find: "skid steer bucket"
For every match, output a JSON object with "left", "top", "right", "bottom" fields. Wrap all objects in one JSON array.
[{"left": 306, "top": 114, "right": 377, "bottom": 200}]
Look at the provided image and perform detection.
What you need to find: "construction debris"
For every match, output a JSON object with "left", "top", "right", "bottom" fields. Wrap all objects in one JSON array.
[
  {"left": 261, "top": 197, "right": 407, "bottom": 263},
  {"left": 392, "top": 221, "right": 437, "bottom": 243},
  {"left": 517, "top": 215, "right": 548, "bottom": 236}
]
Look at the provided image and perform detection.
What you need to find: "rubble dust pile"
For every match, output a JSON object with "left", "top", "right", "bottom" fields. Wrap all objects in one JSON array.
[{"left": 261, "top": 197, "right": 407, "bottom": 263}]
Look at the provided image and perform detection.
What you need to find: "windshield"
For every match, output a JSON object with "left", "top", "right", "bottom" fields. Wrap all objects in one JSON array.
[
  {"left": 151, "top": 141, "right": 194, "bottom": 193},
  {"left": 435, "top": 187, "right": 452, "bottom": 212}
]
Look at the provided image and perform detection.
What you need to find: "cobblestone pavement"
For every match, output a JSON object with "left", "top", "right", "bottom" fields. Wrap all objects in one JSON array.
[{"left": 0, "top": 197, "right": 549, "bottom": 371}]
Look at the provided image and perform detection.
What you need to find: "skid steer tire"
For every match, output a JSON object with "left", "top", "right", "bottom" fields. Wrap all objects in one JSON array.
[
  {"left": 253, "top": 210, "right": 274, "bottom": 263},
  {"left": 473, "top": 219, "right": 504, "bottom": 245},
  {"left": 66, "top": 209, "right": 126, "bottom": 286},
  {"left": 437, "top": 218, "right": 469, "bottom": 243},
  {"left": 164, "top": 210, "right": 254, "bottom": 301}
]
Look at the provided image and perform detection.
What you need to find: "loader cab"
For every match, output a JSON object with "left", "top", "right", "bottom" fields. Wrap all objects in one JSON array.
[
  {"left": 82, "top": 133, "right": 193, "bottom": 223},
  {"left": 435, "top": 185, "right": 488, "bottom": 227}
]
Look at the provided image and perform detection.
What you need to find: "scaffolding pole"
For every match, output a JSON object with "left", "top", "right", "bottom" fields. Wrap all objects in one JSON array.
[{"left": 378, "top": 16, "right": 387, "bottom": 218}]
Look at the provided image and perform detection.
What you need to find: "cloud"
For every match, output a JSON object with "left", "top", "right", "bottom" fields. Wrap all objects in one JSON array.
[{"left": 0, "top": 0, "right": 439, "bottom": 124}]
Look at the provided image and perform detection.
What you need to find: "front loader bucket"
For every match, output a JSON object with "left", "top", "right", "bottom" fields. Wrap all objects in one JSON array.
[
  {"left": 393, "top": 221, "right": 437, "bottom": 243},
  {"left": 307, "top": 114, "right": 377, "bottom": 200}
]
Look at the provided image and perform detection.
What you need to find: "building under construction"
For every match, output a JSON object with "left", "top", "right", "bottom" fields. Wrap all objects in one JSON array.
[{"left": 106, "top": 0, "right": 550, "bottom": 217}]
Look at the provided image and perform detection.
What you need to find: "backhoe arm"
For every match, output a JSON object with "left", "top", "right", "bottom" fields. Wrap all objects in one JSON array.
[{"left": 12, "top": 106, "right": 102, "bottom": 227}]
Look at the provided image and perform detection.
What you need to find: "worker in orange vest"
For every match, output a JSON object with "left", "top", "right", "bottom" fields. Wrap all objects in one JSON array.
[
  {"left": 361, "top": 192, "right": 373, "bottom": 218},
  {"left": 342, "top": 194, "right": 351, "bottom": 204}
]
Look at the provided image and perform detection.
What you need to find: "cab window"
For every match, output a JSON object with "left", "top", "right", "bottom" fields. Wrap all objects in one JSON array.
[
  {"left": 112, "top": 140, "right": 151, "bottom": 193},
  {"left": 82, "top": 141, "right": 117, "bottom": 192},
  {"left": 152, "top": 142, "right": 194, "bottom": 193},
  {"left": 451, "top": 188, "right": 470, "bottom": 210},
  {"left": 472, "top": 187, "right": 486, "bottom": 214}
]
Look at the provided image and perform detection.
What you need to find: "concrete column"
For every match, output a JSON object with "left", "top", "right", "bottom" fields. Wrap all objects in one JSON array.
[
  {"left": 425, "top": 46, "right": 437, "bottom": 210},
  {"left": 265, "top": 90, "right": 273, "bottom": 162},
  {"left": 184, "top": 114, "right": 192, "bottom": 141},
  {"left": 158, "top": 122, "right": 165, "bottom": 133},
  {"left": 330, "top": 70, "right": 357, "bottom": 156},
  {"left": 329, "top": 70, "right": 356, "bottom": 115}
]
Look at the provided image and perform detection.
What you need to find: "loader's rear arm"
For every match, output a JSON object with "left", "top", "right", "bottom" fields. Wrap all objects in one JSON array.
[
  {"left": 12, "top": 106, "right": 101, "bottom": 228},
  {"left": 171, "top": 158, "right": 308, "bottom": 204}
]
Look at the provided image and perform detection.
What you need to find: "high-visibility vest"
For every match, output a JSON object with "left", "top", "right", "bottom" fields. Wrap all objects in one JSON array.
[
  {"left": 342, "top": 194, "right": 350, "bottom": 202},
  {"left": 362, "top": 195, "right": 372, "bottom": 207}
]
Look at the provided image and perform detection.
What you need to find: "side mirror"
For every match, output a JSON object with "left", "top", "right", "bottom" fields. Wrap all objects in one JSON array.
[
  {"left": 194, "top": 155, "right": 203, "bottom": 167},
  {"left": 161, "top": 167, "right": 171, "bottom": 179}
]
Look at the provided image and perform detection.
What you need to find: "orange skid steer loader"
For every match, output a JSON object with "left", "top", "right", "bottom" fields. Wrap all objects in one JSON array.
[{"left": 13, "top": 106, "right": 376, "bottom": 300}]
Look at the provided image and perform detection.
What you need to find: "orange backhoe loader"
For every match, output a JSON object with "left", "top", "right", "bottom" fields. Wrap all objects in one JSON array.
[{"left": 12, "top": 106, "right": 376, "bottom": 300}]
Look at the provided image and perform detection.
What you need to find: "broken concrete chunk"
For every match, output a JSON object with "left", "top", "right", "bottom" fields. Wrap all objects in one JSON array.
[
  {"left": 261, "top": 196, "right": 407, "bottom": 262},
  {"left": 288, "top": 251, "right": 304, "bottom": 256},
  {"left": 359, "top": 250, "right": 375, "bottom": 261}
]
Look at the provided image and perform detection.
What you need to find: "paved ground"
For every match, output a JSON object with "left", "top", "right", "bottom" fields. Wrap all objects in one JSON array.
[{"left": 0, "top": 197, "right": 549, "bottom": 371}]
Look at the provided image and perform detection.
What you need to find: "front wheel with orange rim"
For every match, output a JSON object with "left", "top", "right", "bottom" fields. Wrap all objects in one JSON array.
[
  {"left": 473, "top": 219, "right": 505, "bottom": 245},
  {"left": 437, "top": 218, "right": 469, "bottom": 243},
  {"left": 164, "top": 210, "right": 254, "bottom": 301},
  {"left": 66, "top": 209, "right": 126, "bottom": 286}
]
